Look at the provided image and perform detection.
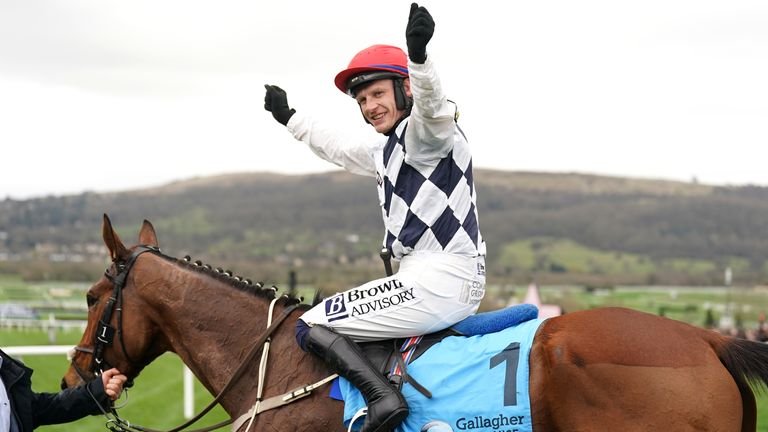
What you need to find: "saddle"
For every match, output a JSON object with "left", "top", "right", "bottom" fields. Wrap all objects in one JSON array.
[
  {"left": 335, "top": 303, "right": 545, "bottom": 432},
  {"left": 356, "top": 303, "right": 539, "bottom": 396}
]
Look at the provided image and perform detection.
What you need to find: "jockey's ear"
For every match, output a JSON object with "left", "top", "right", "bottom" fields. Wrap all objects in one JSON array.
[
  {"left": 102, "top": 214, "right": 128, "bottom": 261},
  {"left": 403, "top": 78, "right": 412, "bottom": 98},
  {"left": 138, "top": 219, "right": 159, "bottom": 248}
]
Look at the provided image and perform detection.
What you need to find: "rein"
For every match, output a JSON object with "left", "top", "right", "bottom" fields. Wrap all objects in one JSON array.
[
  {"left": 232, "top": 298, "right": 338, "bottom": 432},
  {"left": 70, "top": 245, "right": 301, "bottom": 432}
]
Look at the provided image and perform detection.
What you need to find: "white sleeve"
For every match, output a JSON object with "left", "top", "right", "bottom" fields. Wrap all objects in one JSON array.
[
  {"left": 404, "top": 57, "right": 458, "bottom": 164},
  {"left": 286, "top": 111, "right": 377, "bottom": 177}
]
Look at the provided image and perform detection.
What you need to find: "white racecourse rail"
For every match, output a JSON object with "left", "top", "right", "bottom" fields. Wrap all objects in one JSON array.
[{"left": 3, "top": 345, "right": 196, "bottom": 419}]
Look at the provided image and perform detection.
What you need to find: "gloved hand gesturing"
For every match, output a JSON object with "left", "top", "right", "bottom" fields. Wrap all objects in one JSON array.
[
  {"left": 405, "top": 3, "right": 434, "bottom": 64},
  {"left": 264, "top": 84, "right": 296, "bottom": 126}
]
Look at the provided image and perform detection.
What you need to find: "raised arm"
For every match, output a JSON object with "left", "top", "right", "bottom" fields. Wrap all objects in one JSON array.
[
  {"left": 264, "top": 84, "right": 377, "bottom": 177},
  {"left": 404, "top": 3, "right": 458, "bottom": 163}
]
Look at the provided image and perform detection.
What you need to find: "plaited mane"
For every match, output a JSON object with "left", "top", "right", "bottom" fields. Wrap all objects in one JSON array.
[{"left": 158, "top": 253, "right": 309, "bottom": 310}]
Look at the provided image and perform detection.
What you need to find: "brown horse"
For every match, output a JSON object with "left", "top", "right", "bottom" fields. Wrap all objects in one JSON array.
[{"left": 63, "top": 215, "right": 768, "bottom": 431}]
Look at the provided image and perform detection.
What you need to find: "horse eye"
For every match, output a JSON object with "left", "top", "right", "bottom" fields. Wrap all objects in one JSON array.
[{"left": 86, "top": 294, "right": 97, "bottom": 307}]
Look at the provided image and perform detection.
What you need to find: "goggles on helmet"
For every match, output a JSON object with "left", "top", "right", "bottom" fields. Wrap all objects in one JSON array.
[{"left": 346, "top": 71, "right": 405, "bottom": 97}]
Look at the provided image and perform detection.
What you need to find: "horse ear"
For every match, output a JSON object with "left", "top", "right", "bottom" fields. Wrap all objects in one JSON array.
[
  {"left": 102, "top": 214, "right": 128, "bottom": 261},
  {"left": 139, "top": 219, "right": 159, "bottom": 248}
]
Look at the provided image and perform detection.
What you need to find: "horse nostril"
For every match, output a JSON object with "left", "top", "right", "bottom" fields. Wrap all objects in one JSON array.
[{"left": 60, "top": 377, "right": 68, "bottom": 390}]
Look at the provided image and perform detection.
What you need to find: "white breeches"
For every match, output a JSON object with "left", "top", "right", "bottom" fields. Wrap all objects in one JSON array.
[{"left": 299, "top": 252, "right": 486, "bottom": 342}]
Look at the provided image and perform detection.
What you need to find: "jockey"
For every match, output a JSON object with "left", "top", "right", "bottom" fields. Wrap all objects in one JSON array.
[{"left": 264, "top": 3, "right": 486, "bottom": 431}]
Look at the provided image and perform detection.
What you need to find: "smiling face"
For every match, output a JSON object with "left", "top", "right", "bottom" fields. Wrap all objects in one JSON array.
[{"left": 354, "top": 78, "right": 411, "bottom": 134}]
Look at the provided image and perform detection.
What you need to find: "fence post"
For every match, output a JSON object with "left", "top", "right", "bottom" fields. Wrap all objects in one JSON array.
[{"left": 184, "top": 365, "right": 194, "bottom": 419}]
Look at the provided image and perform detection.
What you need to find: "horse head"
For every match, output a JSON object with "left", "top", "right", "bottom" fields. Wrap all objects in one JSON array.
[
  {"left": 62, "top": 214, "right": 171, "bottom": 389},
  {"left": 60, "top": 214, "right": 343, "bottom": 428}
]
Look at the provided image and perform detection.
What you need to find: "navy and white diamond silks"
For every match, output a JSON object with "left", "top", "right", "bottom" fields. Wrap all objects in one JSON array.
[{"left": 378, "top": 121, "right": 485, "bottom": 259}]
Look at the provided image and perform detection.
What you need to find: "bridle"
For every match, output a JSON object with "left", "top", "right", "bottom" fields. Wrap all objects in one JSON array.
[
  {"left": 72, "top": 245, "right": 158, "bottom": 384},
  {"left": 69, "top": 245, "right": 301, "bottom": 432}
]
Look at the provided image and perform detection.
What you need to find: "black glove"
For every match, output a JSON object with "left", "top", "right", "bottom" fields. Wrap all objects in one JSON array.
[
  {"left": 264, "top": 84, "right": 296, "bottom": 126},
  {"left": 405, "top": 3, "right": 434, "bottom": 64}
]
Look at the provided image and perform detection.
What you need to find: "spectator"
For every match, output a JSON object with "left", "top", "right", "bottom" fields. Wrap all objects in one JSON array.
[{"left": 1, "top": 348, "right": 126, "bottom": 432}]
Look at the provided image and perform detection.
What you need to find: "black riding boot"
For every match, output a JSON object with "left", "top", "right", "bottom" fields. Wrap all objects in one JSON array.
[{"left": 306, "top": 326, "right": 409, "bottom": 432}]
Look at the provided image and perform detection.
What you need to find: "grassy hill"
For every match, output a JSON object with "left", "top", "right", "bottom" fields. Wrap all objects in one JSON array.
[{"left": 1, "top": 170, "right": 768, "bottom": 287}]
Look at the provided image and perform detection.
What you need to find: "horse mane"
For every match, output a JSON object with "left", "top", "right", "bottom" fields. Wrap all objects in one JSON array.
[{"left": 159, "top": 253, "right": 311, "bottom": 311}]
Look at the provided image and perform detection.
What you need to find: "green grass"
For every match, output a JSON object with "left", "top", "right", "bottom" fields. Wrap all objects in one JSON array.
[
  {"left": 0, "top": 278, "right": 90, "bottom": 304},
  {"left": 534, "top": 285, "right": 768, "bottom": 328},
  {"left": 761, "top": 393, "right": 768, "bottom": 432},
  {"left": 493, "top": 237, "right": 741, "bottom": 281},
  {"left": 0, "top": 275, "right": 36, "bottom": 301}
]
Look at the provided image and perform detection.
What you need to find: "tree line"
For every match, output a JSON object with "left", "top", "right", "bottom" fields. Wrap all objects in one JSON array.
[{"left": 2, "top": 171, "right": 767, "bottom": 286}]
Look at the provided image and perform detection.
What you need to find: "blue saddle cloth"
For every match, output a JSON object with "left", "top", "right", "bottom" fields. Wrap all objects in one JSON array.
[{"left": 337, "top": 311, "right": 545, "bottom": 432}]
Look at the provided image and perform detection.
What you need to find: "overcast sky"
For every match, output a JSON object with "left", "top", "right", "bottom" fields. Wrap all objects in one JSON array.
[{"left": 1, "top": 0, "right": 767, "bottom": 199}]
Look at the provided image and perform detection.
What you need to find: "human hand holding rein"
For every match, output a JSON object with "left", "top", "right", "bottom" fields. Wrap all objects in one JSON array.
[{"left": 101, "top": 368, "right": 128, "bottom": 401}]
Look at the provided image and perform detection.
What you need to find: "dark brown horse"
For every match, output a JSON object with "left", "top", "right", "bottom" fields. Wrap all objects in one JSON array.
[{"left": 64, "top": 216, "right": 768, "bottom": 431}]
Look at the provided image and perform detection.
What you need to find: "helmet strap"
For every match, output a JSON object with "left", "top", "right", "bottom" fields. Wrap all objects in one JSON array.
[{"left": 393, "top": 78, "right": 412, "bottom": 111}]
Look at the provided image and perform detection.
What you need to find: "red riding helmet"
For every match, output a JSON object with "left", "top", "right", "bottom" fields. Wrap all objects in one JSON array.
[{"left": 334, "top": 44, "right": 409, "bottom": 96}]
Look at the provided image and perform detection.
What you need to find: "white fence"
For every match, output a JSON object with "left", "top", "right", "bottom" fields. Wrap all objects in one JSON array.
[
  {"left": 4, "top": 345, "right": 196, "bottom": 419},
  {"left": 0, "top": 318, "right": 87, "bottom": 331}
]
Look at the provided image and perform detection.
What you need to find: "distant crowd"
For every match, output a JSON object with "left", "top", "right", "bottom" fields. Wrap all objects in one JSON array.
[{"left": 714, "top": 313, "right": 768, "bottom": 342}]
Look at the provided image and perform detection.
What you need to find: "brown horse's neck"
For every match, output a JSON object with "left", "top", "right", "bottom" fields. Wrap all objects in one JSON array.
[{"left": 138, "top": 260, "right": 316, "bottom": 418}]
